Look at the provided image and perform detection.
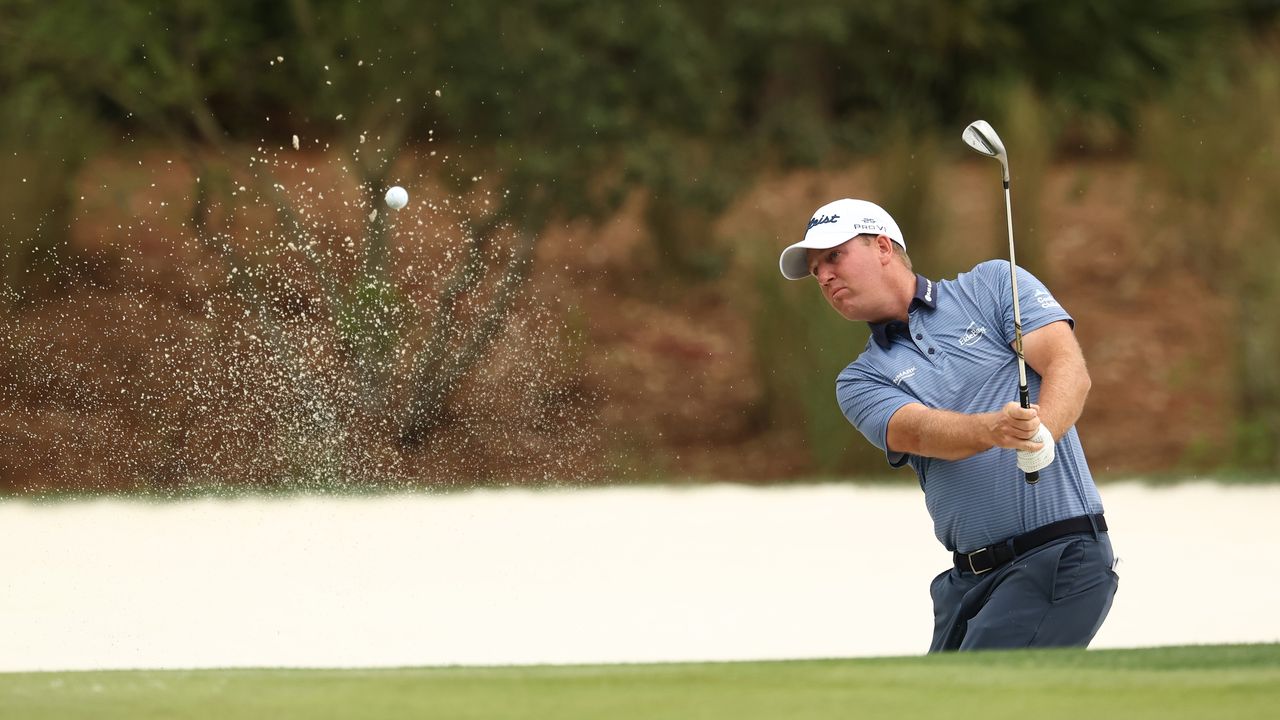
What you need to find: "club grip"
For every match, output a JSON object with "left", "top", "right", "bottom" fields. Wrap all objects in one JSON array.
[{"left": 1019, "top": 385, "right": 1038, "bottom": 484}]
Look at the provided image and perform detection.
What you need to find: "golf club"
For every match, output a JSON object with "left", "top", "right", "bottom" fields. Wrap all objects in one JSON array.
[{"left": 962, "top": 119, "right": 1040, "bottom": 484}]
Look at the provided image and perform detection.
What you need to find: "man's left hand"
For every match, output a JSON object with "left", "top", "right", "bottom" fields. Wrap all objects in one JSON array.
[{"left": 1017, "top": 423, "right": 1055, "bottom": 473}]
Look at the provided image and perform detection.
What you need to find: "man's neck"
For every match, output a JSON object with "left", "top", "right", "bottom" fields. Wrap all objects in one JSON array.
[
  {"left": 890, "top": 268, "right": 917, "bottom": 322},
  {"left": 866, "top": 271, "right": 935, "bottom": 350}
]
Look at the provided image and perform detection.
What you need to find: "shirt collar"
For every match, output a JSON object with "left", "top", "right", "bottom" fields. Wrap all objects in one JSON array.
[{"left": 869, "top": 275, "right": 937, "bottom": 349}]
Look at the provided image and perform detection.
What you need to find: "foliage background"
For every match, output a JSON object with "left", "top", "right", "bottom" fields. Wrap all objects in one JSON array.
[{"left": 2, "top": 0, "right": 1279, "bottom": 493}]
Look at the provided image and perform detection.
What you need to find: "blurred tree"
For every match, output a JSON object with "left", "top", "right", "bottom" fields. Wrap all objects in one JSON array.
[
  {"left": 720, "top": 0, "right": 1257, "bottom": 157},
  {"left": 1138, "top": 31, "right": 1280, "bottom": 471}
]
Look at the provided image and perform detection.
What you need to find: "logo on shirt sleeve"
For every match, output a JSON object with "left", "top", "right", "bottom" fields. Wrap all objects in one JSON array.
[{"left": 1033, "top": 289, "right": 1061, "bottom": 309}]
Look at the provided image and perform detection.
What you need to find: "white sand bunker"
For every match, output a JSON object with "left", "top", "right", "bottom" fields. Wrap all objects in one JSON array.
[{"left": 0, "top": 481, "right": 1276, "bottom": 672}]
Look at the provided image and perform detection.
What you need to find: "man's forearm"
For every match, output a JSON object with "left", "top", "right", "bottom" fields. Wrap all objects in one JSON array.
[
  {"left": 1021, "top": 320, "right": 1092, "bottom": 442},
  {"left": 886, "top": 375, "right": 1082, "bottom": 462},
  {"left": 1032, "top": 355, "right": 1091, "bottom": 441},
  {"left": 887, "top": 404, "right": 1000, "bottom": 461}
]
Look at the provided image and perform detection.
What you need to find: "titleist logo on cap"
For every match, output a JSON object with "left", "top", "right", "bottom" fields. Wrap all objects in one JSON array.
[{"left": 807, "top": 213, "right": 840, "bottom": 230}]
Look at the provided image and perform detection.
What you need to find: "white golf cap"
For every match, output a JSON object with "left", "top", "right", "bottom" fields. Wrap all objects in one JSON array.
[{"left": 778, "top": 198, "right": 905, "bottom": 280}]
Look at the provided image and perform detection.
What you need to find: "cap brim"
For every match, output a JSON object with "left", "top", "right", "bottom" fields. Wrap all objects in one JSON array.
[{"left": 778, "top": 229, "right": 858, "bottom": 280}]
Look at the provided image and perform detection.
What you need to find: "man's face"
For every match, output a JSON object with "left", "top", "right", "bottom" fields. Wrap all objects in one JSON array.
[{"left": 806, "top": 235, "right": 893, "bottom": 322}]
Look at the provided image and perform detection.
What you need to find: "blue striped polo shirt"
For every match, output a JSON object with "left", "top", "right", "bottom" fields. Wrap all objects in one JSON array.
[{"left": 836, "top": 260, "right": 1103, "bottom": 553}]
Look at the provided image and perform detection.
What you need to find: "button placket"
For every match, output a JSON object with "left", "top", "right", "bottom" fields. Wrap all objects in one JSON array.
[{"left": 910, "top": 314, "right": 940, "bottom": 364}]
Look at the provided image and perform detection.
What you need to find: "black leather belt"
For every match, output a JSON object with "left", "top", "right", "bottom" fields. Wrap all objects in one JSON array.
[{"left": 954, "top": 514, "right": 1107, "bottom": 575}]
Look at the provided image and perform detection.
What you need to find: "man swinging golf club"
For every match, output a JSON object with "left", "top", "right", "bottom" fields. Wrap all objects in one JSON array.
[{"left": 778, "top": 121, "right": 1118, "bottom": 651}]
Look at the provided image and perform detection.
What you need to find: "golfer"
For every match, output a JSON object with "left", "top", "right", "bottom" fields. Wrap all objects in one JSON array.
[{"left": 780, "top": 198, "right": 1118, "bottom": 651}]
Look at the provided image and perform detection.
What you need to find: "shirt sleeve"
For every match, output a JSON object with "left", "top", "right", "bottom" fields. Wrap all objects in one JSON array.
[
  {"left": 984, "top": 261, "right": 1074, "bottom": 343},
  {"left": 836, "top": 364, "right": 918, "bottom": 468}
]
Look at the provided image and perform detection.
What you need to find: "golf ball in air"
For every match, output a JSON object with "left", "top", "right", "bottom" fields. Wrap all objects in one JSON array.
[{"left": 385, "top": 186, "right": 409, "bottom": 210}]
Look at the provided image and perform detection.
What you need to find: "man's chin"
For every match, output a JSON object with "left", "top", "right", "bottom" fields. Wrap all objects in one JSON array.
[
  {"left": 821, "top": 294, "right": 861, "bottom": 321},
  {"left": 832, "top": 304, "right": 861, "bottom": 322}
]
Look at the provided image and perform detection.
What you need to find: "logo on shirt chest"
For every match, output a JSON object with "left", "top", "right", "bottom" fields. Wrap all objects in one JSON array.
[
  {"left": 892, "top": 366, "right": 918, "bottom": 385},
  {"left": 958, "top": 321, "right": 988, "bottom": 347}
]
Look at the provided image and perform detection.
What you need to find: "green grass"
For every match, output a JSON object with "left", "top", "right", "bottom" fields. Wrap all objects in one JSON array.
[{"left": 2, "top": 644, "right": 1277, "bottom": 720}]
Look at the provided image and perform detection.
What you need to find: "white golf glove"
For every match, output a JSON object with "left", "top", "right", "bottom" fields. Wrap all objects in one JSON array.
[{"left": 1017, "top": 422, "right": 1055, "bottom": 473}]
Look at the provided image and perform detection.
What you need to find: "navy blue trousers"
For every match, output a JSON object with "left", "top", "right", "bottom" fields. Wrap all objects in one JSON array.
[{"left": 929, "top": 532, "right": 1119, "bottom": 652}]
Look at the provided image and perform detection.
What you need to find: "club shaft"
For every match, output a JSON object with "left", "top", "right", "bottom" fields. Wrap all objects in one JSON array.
[
  {"left": 1004, "top": 183, "right": 1028, "bottom": 392},
  {"left": 1003, "top": 181, "right": 1038, "bottom": 484}
]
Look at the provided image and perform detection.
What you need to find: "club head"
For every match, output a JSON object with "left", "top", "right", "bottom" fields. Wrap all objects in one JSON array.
[{"left": 963, "top": 120, "right": 1009, "bottom": 182}]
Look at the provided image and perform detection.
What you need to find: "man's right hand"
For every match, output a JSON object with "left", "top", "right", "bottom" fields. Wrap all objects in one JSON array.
[{"left": 988, "top": 402, "right": 1044, "bottom": 452}]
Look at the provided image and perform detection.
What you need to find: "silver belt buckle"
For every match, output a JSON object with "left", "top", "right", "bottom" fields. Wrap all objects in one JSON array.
[{"left": 966, "top": 548, "right": 993, "bottom": 575}]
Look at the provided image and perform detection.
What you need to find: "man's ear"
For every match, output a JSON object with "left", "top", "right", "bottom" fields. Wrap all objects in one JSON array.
[{"left": 876, "top": 235, "right": 896, "bottom": 264}]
